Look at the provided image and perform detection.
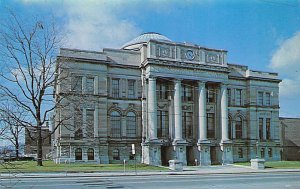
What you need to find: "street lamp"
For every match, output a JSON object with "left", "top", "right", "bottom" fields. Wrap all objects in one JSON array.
[{"left": 256, "top": 141, "right": 259, "bottom": 158}]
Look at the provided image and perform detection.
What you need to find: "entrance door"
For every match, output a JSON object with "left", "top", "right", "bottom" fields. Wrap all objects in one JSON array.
[
  {"left": 186, "top": 146, "right": 194, "bottom": 166},
  {"left": 210, "top": 146, "right": 218, "bottom": 165},
  {"left": 161, "top": 146, "right": 169, "bottom": 166}
]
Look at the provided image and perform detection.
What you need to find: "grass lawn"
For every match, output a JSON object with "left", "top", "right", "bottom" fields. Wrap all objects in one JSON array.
[
  {"left": 0, "top": 160, "right": 168, "bottom": 173},
  {"left": 235, "top": 161, "right": 300, "bottom": 169}
]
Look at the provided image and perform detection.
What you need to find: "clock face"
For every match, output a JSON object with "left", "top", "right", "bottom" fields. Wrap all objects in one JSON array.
[{"left": 186, "top": 50, "right": 195, "bottom": 60}]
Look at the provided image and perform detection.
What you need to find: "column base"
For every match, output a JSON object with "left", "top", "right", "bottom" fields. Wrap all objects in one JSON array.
[
  {"left": 220, "top": 140, "right": 233, "bottom": 165},
  {"left": 142, "top": 141, "right": 162, "bottom": 166},
  {"left": 197, "top": 141, "right": 211, "bottom": 166},
  {"left": 172, "top": 144, "right": 187, "bottom": 166}
]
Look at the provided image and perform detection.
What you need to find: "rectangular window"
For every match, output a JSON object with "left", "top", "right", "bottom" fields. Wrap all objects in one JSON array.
[
  {"left": 157, "top": 110, "right": 169, "bottom": 138},
  {"left": 238, "top": 148, "right": 243, "bottom": 158},
  {"left": 207, "top": 113, "right": 215, "bottom": 138},
  {"left": 72, "top": 76, "right": 83, "bottom": 93},
  {"left": 265, "top": 92, "right": 271, "bottom": 106},
  {"left": 236, "top": 89, "right": 242, "bottom": 106},
  {"left": 207, "top": 89, "right": 216, "bottom": 103},
  {"left": 157, "top": 82, "right": 169, "bottom": 100},
  {"left": 182, "top": 85, "right": 193, "bottom": 101},
  {"left": 182, "top": 112, "right": 193, "bottom": 139},
  {"left": 112, "top": 79, "right": 120, "bottom": 98},
  {"left": 74, "top": 108, "right": 83, "bottom": 139},
  {"left": 227, "top": 89, "right": 231, "bottom": 106},
  {"left": 259, "top": 118, "right": 263, "bottom": 140},
  {"left": 266, "top": 118, "right": 271, "bottom": 140},
  {"left": 258, "top": 92, "right": 263, "bottom": 106},
  {"left": 86, "top": 109, "right": 94, "bottom": 138},
  {"left": 86, "top": 77, "right": 95, "bottom": 94},
  {"left": 128, "top": 80, "right": 135, "bottom": 99}
]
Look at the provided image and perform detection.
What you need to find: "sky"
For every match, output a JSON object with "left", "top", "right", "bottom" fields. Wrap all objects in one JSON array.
[{"left": 0, "top": 0, "right": 300, "bottom": 118}]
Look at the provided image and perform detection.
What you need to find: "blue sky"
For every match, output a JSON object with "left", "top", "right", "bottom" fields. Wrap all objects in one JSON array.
[{"left": 1, "top": 0, "right": 300, "bottom": 117}]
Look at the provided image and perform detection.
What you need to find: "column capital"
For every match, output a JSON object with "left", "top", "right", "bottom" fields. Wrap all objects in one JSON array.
[
  {"left": 220, "top": 83, "right": 228, "bottom": 88},
  {"left": 198, "top": 81, "right": 206, "bottom": 87},
  {"left": 148, "top": 76, "right": 157, "bottom": 80},
  {"left": 173, "top": 78, "right": 183, "bottom": 82}
]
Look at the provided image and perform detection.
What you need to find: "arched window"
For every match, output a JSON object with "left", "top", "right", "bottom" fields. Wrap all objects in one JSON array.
[
  {"left": 235, "top": 117, "right": 243, "bottom": 139},
  {"left": 228, "top": 117, "right": 232, "bottom": 139},
  {"left": 75, "top": 148, "right": 82, "bottom": 160},
  {"left": 110, "top": 111, "right": 121, "bottom": 138},
  {"left": 127, "top": 112, "right": 136, "bottom": 137},
  {"left": 87, "top": 148, "right": 94, "bottom": 160},
  {"left": 113, "top": 149, "right": 120, "bottom": 160}
]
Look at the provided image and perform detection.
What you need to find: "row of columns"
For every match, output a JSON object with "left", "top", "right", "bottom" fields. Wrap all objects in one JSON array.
[{"left": 147, "top": 77, "right": 229, "bottom": 142}]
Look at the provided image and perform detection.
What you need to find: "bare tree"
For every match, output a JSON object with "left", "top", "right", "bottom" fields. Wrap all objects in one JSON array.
[
  {"left": 0, "top": 11, "right": 64, "bottom": 166},
  {"left": 0, "top": 104, "right": 26, "bottom": 160}
]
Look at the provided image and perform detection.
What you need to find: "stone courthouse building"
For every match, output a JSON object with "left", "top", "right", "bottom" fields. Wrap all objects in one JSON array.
[{"left": 53, "top": 33, "right": 281, "bottom": 165}]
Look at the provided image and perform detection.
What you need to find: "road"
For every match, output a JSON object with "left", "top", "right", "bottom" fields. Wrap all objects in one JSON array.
[{"left": 0, "top": 172, "right": 300, "bottom": 189}]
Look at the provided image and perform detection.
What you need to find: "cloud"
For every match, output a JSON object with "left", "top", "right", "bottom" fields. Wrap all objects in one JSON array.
[
  {"left": 269, "top": 31, "right": 300, "bottom": 97},
  {"left": 61, "top": 1, "right": 141, "bottom": 51}
]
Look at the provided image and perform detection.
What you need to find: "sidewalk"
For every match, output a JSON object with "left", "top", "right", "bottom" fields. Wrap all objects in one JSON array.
[{"left": 1, "top": 165, "right": 300, "bottom": 178}]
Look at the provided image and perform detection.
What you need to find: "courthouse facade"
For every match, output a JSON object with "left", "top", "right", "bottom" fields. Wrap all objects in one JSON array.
[{"left": 53, "top": 33, "right": 281, "bottom": 165}]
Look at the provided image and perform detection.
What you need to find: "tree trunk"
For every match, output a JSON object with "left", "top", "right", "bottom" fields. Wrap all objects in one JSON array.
[
  {"left": 15, "top": 140, "right": 19, "bottom": 160},
  {"left": 37, "top": 126, "right": 43, "bottom": 166}
]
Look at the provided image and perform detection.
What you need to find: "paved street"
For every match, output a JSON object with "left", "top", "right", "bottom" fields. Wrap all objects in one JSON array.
[{"left": 1, "top": 172, "right": 300, "bottom": 189}]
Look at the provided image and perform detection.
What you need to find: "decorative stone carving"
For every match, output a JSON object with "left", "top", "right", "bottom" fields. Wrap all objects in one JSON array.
[{"left": 206, "top": 52, "right": 221, "bottom": 64}]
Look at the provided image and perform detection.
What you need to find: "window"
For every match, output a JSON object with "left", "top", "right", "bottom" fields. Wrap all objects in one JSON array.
[
  {"left": 74, "top": 128, "right": 83, "bottom": 140},
  {"left": 268, "top": 148, "right": 273, "bottom": 158},
  {"left": 235, "top": 117, "right": 243, "bottom": 139},
  {"left": 236, "top": 89, "right": 242, "bottom": 106},
  {"left": 86, "top": 109, "right": 94, "bottom": 138},
  {"left": 182, "top": 112, "right": 193, "bottom": 139},
  {"left": 266, "top": 118, "right": 271, "bottom": 140},
  {"left": 207, "top": 113, "right": 215, "bottom": 138},
  {"left": 113, "top": 149, "right": 120, "bottom": 160},
  {"left": 228, "top": 117, "right": 232, "bottom": 139},
  {"left": 238, "top": 148, "right": 243, "bottom": 158},
  {"left": 260, "top": 148, "right": 265, "bottom": 158},
  {"left": 182, "top": 85, "right": 193, "bottom": 101},
  {"left": 258, "top": 92, "right": 263, "bottom": 106},
  {"left": 86, "top": 77, "right": 95, "bottom": 94},
  {"left": 74, "top": 108, "right": 83, "bottom": 139},
  {"left": 227, "top": 89, "right": 232, "bottom": 106},
  {"left": 207, "top": 89, "right": 216, "bottom": 103},
  {"left": 112, "top": 79, "right": 120, "bottom": 98},
  {"left": 72, "top": 76, "right": 83, "bottom": 93},
  {"left": 75, "top": 148, "right": 82, "bottom": 160},
  {"left": 110, "top": 111, "right": 121, "bottom": 138},
  {"left": 126, "top": 112, "right": 136, "bottom": 137},
  {"left": 87, "top": 148, "right": 94, "bottom": 160},
  {"left": 157, "top": 82, "right": 168, "bottom": 100},
  {"left": 265, "top": 92, "right": 271, "bottom": 106},
  {"left": 259, "top": 118, "right": 263, "bottom": 140},
  {"left": 157, "top": 111, "right": 169, "bottom": 138},
  {"left": 128, "top": 80, "right": 135, "bottom": 98}
]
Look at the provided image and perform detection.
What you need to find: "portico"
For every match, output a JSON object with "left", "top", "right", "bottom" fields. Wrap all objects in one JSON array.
[{"left": 142, "top": 69, "right": 233, "bottom": 166}]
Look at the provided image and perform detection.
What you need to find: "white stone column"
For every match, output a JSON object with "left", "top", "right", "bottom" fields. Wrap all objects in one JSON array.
[
  {"left": 83, "top": 108, "right": 87, "bottom": 138},
  {"left": 174, "top": 79, "right": 182, "bottom": 141},
  {"left": 94, "top": 76, "right": 99, "bottom": 95},
  {"left": 148, "top": 77, "right": 157, "bottom": 140},
  {"left": 198, "top": 81, "right": 207, "bottom": 142},
  {"left": 82, "top": 76, "right": 87, "bottom": 93},
  {"left": 94, "top": 107, "right": 99, "bottom": 137},
  {"left": 220, "top": 84, "right": 229, "bottom": 142}
]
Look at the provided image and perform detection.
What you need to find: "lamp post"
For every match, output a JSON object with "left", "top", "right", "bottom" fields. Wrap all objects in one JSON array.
[{"left": 256, "top": 141, "right": 259, "bottom": 158}]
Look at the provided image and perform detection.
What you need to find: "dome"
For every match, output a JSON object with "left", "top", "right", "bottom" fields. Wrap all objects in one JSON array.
[{"left": 122, "top": 32, "right": 171, "bottom": 50}]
